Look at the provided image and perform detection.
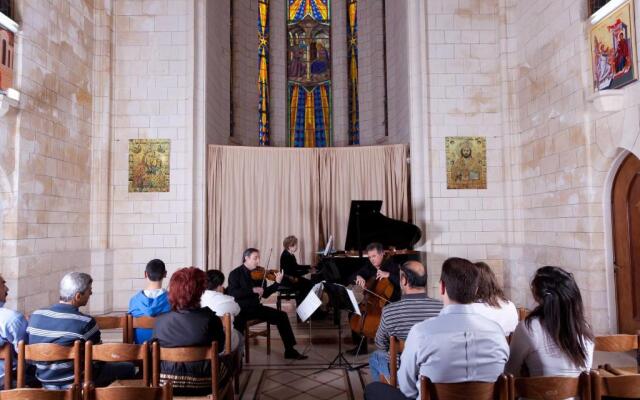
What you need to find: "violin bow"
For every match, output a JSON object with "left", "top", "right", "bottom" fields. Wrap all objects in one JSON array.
[{"left": 259, "top": 248, "right": 274, "bottom": 303}]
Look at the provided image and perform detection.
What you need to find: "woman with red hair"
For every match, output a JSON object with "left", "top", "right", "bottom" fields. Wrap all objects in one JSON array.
[{"left": 153, "top": 267, "right": 226, "bottom": 396}]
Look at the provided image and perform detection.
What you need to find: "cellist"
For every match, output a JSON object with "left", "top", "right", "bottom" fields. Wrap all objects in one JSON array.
[{"left": 347, "top": 242, "right": 401, "bottom": 355}]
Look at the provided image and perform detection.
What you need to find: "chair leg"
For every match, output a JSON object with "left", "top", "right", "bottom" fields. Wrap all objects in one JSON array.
[
  {"left": 267, "top": 322, "right": 271, "bottom": 355},
  {"left": 244, "top": 328, "right": 250, "bottom": 364}
]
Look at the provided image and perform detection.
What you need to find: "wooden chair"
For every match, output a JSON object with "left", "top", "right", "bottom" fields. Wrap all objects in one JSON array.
[
  {"left": 388, "top": 336, "right": 405, "bottom": 387},
  {"left": 0, "top": 384, "right": 78, "bottom": 400},
  {"left": 594, "top": 333, "right": 640, "bottom": 372},
  {"left": 94, "top": 316, "right": 128, "bottom": 343},
  {"left": 126, "top": 316, "right": 156, "bottom": 345},
  {"left": 509, "top": 372, "right": 591, "bottom": 400},
  {"left": 591, "top": 369, "right": 640, "bottom": 399},
  {"left": 516, "top": 307, "right": 529, "bottom": 321},
  {"left": 419, "top": 374, "right": 509, "bottom": 400},
  {"left": 82, "top": 383, "right": 172, "bottom": 400},
  {"left": 152, "top": 341, "right": 233, "bottom": 400},
  {"left": 244, "top": 319, "right": 270, "bottom": 363},
  {"left": 17, "top": 340, "right": 82, "bottom": 388},
  {"left": 221, "top": 314, "right": 241, "bottom": 395},
  {"left": 83, "top": 341, "right": 150, "bottom": 397},
  {"left": 0, "top": 342, "right": 13, "bottom": 389}
]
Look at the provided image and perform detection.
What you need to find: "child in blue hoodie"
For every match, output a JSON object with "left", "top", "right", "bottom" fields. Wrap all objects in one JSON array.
[{"left": 128, "top": 259, "right": 171, "bottom": 344}]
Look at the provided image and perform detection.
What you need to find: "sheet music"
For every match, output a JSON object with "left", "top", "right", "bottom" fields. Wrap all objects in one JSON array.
[
  {"left": 345, "top": 286, "right": 361, "bottom": 316},
  {"left": 296, "top": 282, "right": 324, "bottom": 322}
]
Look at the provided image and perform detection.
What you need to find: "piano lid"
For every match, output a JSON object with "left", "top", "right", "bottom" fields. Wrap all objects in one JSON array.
[{"left": 343, "top": 200, "right": 421, "bottom": 251}]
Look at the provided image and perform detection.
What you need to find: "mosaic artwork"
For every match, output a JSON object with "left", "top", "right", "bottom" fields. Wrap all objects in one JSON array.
[
  {"left": 128, "top": 139, "right": 170, "bottom": 192},
  {"left": 446, "top": 136, "right": 487, "bottom": 189},
  {"left": 591, "top": 0, "right": 638, "bottom": 91}
]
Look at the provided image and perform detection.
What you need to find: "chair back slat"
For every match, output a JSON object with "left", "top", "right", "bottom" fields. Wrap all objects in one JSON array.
[
  {"left": 18, "top": 341, "right": 81, "bottom": 387},
  {"left": 94, "top": 316, "right": 128, "bottom": 343},
  {"left": 591, "top": 370, "right": 640, "bottom": 399},
  {"left": 389, "top": 336, "right": 405, "bottom": 387},
  {"left": 0, "top": 342, "right": 13, "bottom": 389},
  {"left": 512, "top": 372, "right": 591, "bottom": 400},
  {"left": 223, "top": 314, "right": 232, "bottom": 354},
  {"left": 0, "top": 385, "right": 77, "bottom": 400},
  {"left": 420, "top": 374, "right": 509, "bottom": 400},
  {"left": 594, "top": 334, "right": 638, "bottom": 352},
  {"left": 84, "top": 382, "right": 172, "bottom": 400},
  {"left": 152, "top": 342, "right": 222, "bottom": 397},
  {"left": 126, "top": 316, "right": 156, "bottom": 345},
  {"left": 84, "top": 342, "right": 150, "bottom": 388}
]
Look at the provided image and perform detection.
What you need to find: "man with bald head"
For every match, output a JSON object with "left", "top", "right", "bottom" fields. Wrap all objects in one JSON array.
[{"left": 368, "top": 261, "right": 443, "bottom": 383}]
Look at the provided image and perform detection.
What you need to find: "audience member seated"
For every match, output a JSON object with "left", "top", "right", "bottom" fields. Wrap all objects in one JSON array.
[
  {"left": 505, "top": 266, "right": 594, "bottom": 378},
  {"left": 128, "top": 259, "right": 171, "bottom": 344},
  {"left": 153, "top": 267, "right": 227, "bottom": 396},
  {"left": 471, "top": 261, "right": 518, "bottom": 334},
  {"left": 27, "top": 272, "right": 136, "bottom": 389},
  {"left": 0, "top": 275, "right": 32, "bottom": 388},
  {"left": 280, "top": 235, "right": 313, "bottom": 306},
  {"left": 369, "top": 261, "right": 442, "bottom": 383},
  {"left": 200, "top": 270, "right": 242, "bottom": 352},
  {"left": 364, "top": 257, "right": 509, "bottom": 400}
]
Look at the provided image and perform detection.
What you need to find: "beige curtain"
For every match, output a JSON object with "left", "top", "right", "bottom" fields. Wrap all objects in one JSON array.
[{"left": 207, "top": 144, "right": 409, "bottom": 275}]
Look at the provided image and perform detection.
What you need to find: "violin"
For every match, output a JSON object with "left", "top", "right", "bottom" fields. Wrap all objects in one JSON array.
[
  {"left": 349, "top": 275, "right": 394, "bottom": 339},
  {"left": 250, "top": 266, "right": 299, "bottom": 284}
]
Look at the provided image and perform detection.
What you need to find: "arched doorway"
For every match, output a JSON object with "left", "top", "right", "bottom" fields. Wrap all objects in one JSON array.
[{"left": 612, "top": 152, "right": 640, "bottom": 333}]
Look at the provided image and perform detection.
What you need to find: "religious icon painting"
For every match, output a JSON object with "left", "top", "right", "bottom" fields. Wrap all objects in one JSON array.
[
  {"left": 128, "top": 139, "right": 170, "bottom": 192},
  {"left": 445, "top": 137, "right": 487, "bottom": 190},
  {"left": 590, "top": 0, "right": 638, "bottom": 91}
]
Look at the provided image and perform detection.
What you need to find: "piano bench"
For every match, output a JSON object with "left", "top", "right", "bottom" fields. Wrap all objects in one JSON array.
[{"left": 276, "top": 288, "right": 297, "bottom": 312}]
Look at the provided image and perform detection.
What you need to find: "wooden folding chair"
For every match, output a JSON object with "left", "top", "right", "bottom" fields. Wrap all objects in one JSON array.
[
  {"left": 17, "top": 340, "right": 82, "bottom": 388},
  {"left": 152, "top": 341, "right": 233, "bottom": 400},
  {"left": 83, "top": 341, "right": 150, "bottom": 399},
  {"left": 126, "top": 316, "right": 156, "bottom": 345},
  {"left": 244, "top": 319, "right": 270, "bottom": 364},
  {"left": 82, "top": 382, "right": 172, "bottom": 400},
  {"left": 0, "top": 384, "right": 78, "bottom": 400},
  {"left": 94, "top": 316, "right": 128, "bottom": 343},
  {"left": 388, "top": 336, "right": 405, "bottom": 387},
  {"left": 594, "top": 333, "right": 640, "bottom": 372},
  {"left": 221, "top": 314, "right": 241, "bottom": 395},
  {"left": 509, "top": 372, "right": 591, "bottom": 400},
  {"left": 0, "top": 342, "right": 13, "bottom": 389},
  {"left": 591, "top": 369, "right": 640, "bottom": 399},
  {"left": 419, "top": 374, "right": 509, "bottom": 400}
]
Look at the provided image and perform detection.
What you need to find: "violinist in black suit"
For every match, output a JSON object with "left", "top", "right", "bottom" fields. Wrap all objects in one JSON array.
[{"left": 279, "top": 236, "right": 313, "bottom": 307}]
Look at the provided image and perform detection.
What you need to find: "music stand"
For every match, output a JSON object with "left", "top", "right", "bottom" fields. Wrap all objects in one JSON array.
[{"left": 321, "top": 282, "right": 358, "bottom": 370}]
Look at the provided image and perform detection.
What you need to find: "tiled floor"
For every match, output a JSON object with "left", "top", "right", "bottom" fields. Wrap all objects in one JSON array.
[{"left": 101, "top": 302, "right": 637, "bottom": 400}]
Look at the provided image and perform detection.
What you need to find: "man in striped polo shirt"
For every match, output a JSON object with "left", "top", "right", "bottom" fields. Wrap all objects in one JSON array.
[
  {"left": 27, "top": 272, "right": 135, "bottom": 389},
  {"left": 369, "top": 261, "right": 443, "bottom": 383}
]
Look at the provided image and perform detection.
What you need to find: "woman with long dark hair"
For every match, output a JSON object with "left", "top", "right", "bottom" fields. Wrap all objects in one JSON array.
[
  {"left": 505, "top": 266, "right": 594, "bottom": 377},
  {"left": 471, "top": 262, "right": 518, "bottom": 334}
]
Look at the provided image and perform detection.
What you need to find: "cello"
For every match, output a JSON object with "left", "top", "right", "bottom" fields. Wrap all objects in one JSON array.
[{"left": 349, "top": 275, "right": 394, "bottom": 339}]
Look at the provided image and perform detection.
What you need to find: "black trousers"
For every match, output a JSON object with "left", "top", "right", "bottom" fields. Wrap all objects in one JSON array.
[
  {"left": 234, "top": 305, "right": 297, "bottom": 350},
  {"left": 364, "top": 382, "right": 409, "bottom": 400}
]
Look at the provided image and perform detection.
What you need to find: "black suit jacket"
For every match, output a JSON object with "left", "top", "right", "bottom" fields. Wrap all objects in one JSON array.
[
  {"left": 351, "top": 258, "right": 401, "bottom": 302},
  {"left": 227, "top": 264, "right": 280, "bottom": 310}
]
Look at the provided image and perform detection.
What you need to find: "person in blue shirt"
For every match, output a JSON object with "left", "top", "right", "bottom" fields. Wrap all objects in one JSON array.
[
  {"left": 0, "top": 275, "right": 30, "bottom": 388},
  {"left": 128, "top": 259, "right": 171, "bottom": 344}
]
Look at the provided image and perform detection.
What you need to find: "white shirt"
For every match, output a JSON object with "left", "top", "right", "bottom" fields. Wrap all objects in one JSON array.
[
  {"left": 200, "top": 290, "right": 241, "bottom": 351},
  {"left": 471, "top": 300, "right": 519, "bottom": 334},
  {"left": 398, "top": 304, "right": 509, "bottom": 399},
  {"left": 506, "top": 318, "right": 594, "bottom": 378}
]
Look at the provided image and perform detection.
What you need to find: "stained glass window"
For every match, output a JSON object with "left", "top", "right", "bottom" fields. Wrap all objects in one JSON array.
[
  {"left": 591, "top": 0, "right": 612, "bottom": 14},
  {"left": 287, "top": 0, "right": 332, "bottom": 147}
]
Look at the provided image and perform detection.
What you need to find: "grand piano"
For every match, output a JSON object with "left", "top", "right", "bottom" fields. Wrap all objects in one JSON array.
[{"left": 317, "top": 200, "right": 423, "bottom": 285}]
